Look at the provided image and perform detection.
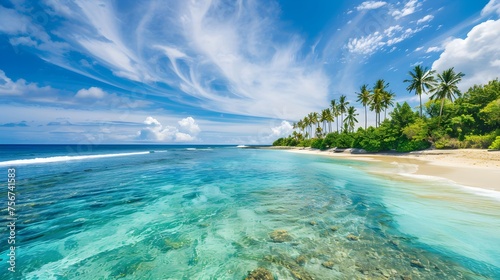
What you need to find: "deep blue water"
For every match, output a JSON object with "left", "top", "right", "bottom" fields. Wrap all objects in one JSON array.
[{"left": 0, "top": 145, "right": 499, "bottom": 279}]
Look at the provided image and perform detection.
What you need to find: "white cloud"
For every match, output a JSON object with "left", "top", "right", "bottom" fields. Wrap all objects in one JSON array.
[
  {"left": 347, "top": 32, "right": 384, "bottom": 54},
  {"left": 270, "top": 121, "right": 294, "bottom": 138},
  {"left": 481, "top": 0, "right": 500, "bottom": 16},
  {"left": 0, "top": 69, "right": 52, "bottom": 95},
  {"left": 426, "top": 46, "right": 443, "bottom": 53},
  {"left": 415, "top": 46, "right": 424, "bottom": 51},
  {"left": 391, "top": 0, "right": 421, "bottom": 19},
  {"left": 356, "top": 1, "right": 387, "bottom": 11},
  {"left": 8, "top": 1, "right": 329, "bottom": 120},
  {"left": 432, "top": 19, "right": 500, "bottom": 91},
  {"left": 347, "top": 25, "right": 426, "bottom": 54},
  {"left": 75, "top": 87, "right": 106, "bottom": 99},
  {"left": 137, "top": 116, "right": 201, "bottom": 142},
  {"left": 417, "top": 15, "right": 434, "bottom": 24},
  {"left": 178, "top": 117, "right": 201, "bottom": 135},
  {"left": 384, "top": 25, "right": 403, "bottom": 37}
]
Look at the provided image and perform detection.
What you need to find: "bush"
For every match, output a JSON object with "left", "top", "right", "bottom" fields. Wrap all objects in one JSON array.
[
  {"left": 435, "top": 137, "right": 461, "bottom": 149},
  {"left": 462, "top": 134, "right": 496, "bottom": 149},
  {"left": 489, "top": 136, "right": 500, "bottom": 150},
  {"left": 396, "top": 139, "right": 431, "bottom": 152},
  {"left": 298, "top": 139, "right": 312, "bottom": 147},
  {"left": 310, "top": 138, "right": 324, "bottom": 149},
  {"left": 272, "top": 138, "right": 285, "bottom": 146}
]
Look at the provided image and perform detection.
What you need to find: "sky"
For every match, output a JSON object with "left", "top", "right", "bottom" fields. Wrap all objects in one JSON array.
[{"left": 0, "top": 0, "right": 499, "bottom": 144}]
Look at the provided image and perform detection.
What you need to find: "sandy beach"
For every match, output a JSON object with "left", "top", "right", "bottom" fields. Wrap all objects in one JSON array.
[{"left": 283, "top": 148, "right": 500, "bottom": 192}]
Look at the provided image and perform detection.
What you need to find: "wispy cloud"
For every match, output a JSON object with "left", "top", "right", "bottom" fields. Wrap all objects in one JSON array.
[
  {"left": 1, "top": 0, "right": 330, "bottom": 121},
  {"left": 417, "top": 15, "right": 434, "bottom": 24},
  {"left": 391, "top": 0, "right": 421, "bottom": 20}
]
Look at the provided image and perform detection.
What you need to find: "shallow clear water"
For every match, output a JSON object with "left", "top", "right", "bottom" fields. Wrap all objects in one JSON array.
[{"left": 0, "top": 145, "right": 499, "bottom": 279}]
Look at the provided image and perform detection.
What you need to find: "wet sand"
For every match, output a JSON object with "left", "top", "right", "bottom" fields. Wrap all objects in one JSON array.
[{"left": 284, "top": 148, "right": 500, "bottom": 191}]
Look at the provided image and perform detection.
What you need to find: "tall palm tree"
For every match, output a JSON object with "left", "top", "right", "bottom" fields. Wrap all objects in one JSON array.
[
  {"left": 320, "top": 109, "right": 329, "bottom": 133},
  {"left": 356, "top": 84, "right": 371, "bottom": 129},
  {"left": 311, "top": 112, "right": 320, "bottom": 130},
  {"left": 330, "top": 99, "right": 339, "bottom": 133},
  {"left": 382, "top": 91, "right": 395, "bottom": 121},
  {"left": 370, "top": 79, "right": 388, "bottom": 127},
  {"left": 338, "top": 95, "right": 349, "bottom": 132},
  {"left": 325, "top": 108, "right": 334, "bottom": 133},
  {"left": 297, "top": 119, "right": 304, "bottom": 136},
  {"left": 430, "top": 67, "right": 465, "bottom": 126},
  {"left": 404, "top": 65, "right": 436, "bottom": 117},
  {"left": 303, "top": 116, "right": 310, "bottom": 139},
  {"left": 345, "top": 106, "right": 359, "bottom": 132}
]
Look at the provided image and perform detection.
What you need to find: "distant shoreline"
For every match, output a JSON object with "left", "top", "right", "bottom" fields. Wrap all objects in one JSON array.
[{"left": 261, "top": 147, "right": 500, "bottom": 192}]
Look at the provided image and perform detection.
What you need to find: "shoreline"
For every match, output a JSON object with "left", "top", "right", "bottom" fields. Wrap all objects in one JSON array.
[{"left": 274, "top": 147, "right": 500, "bottom": 192}]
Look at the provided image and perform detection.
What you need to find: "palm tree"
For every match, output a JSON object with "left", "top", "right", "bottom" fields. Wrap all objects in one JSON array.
[
  {"left": 330, "top": 99, "right": 340, "bottom": 133},
  {"left": 345, "top": 106, "right": 359, "bottom": 132},
  {"left": 382, "top": 91, "right": 395, "bottom": 121},
  {"left": 404, "top": 65, "right": 436, "bottom": 117},
  {"left": 430, "top": 67, "right": 465, "bottom": 126},
  {"left": 303, "top": 116, "right": 311, "bottom": 139},
  {"left": 325, "top": 108, "right": 334, "bottom": 133},
  {"left": 370, "top": 79, "right": 388, "bottom": 127},
  {"left": 338, "top": 95, "right": 349, "bottom": 132},
  {"left": 356, "top": 84, "right": 371, "bottom": 129},
  {"left": 315, "top": 126, "right": 323, "bottom": 138},
  {"left": 311, "top": 112, "right": 320, "bottom": 130},
  {"left": 320, "top": 109, "right": 329, "bottom": 133}
]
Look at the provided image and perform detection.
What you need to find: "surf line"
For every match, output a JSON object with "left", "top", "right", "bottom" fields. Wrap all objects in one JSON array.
[{"left": 0, "top": 151, "right": 150, "bottom": 167}]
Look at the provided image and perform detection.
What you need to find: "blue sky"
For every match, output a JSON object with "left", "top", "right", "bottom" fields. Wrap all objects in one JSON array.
[{"left": 0, "top": 0, "right": 499, "bottom": 144}]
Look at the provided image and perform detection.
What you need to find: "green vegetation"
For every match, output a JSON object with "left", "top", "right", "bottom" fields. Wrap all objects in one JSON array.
[{"left": 273, "top": 66, "right": 500, "bottom": 153}]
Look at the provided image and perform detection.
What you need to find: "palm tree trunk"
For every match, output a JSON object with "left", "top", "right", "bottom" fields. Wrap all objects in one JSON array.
[
  {"left": 419, "top": 94, "right": 423, "bottom": 117},
  {"left": 364, "top": 106, "right": 367, "bottom": 130},
  {"left": 336, "top": 117, "right": 339, "bottom": 133},
  {"left": 438, "top": 98, "right": 445, "bottom": 127}
]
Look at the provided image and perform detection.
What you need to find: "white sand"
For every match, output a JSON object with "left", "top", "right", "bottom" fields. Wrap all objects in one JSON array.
[{"left": 285, "top": 148, "right": 500, "bottom": 191}]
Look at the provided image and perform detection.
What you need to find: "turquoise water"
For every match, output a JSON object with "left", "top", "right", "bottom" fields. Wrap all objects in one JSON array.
[{"left": 0, "top": 145, "right": 499, "bottom": 279}]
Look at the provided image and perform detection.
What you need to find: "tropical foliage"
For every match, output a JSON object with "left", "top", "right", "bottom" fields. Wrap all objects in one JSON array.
[{"left": 273, "top": 66, "right": 500, "bottom": 152}]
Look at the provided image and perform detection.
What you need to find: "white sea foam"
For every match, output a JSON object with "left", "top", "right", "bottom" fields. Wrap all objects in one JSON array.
[
  {"left": 186, "top": 148, "right": 197, "bottom": 150},
  {"left": 236, "top": 145, "right": 248, "bottom": 148},
  {"left": 0, "top": 151, "right": 150, "bottom": 166}
]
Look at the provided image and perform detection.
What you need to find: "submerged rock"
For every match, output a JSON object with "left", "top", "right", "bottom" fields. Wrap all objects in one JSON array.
[
  {"left": 322, "top": 261, "right": 335, "bottom": 269},
  {"left": 330, "top": 226, "right": 340, "bottom": 232},
  {"left": 309, "top": 221, "right": 317, "bottom": 226},
  {"left": 295, "top": 255, "right": 307, "bottom": 266},
  {"left": 346, "top": 234, "right": 359, "bottom": 241},
  {"left": 410, "top": 259, "right": 425, "bottom": 268},
  {"left": 245, "top": 267, "right": 274, "bottom": 280},
  {"left": 269, "top": 229, "right": 292, "bottom": 243}
]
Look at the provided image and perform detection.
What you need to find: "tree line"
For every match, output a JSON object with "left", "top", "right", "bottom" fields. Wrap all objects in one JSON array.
[{"left": 274, "top": 66, "right": 500, "bottom": 151}]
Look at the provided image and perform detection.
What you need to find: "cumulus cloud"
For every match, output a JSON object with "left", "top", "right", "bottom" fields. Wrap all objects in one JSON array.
[
  {"left": 432, "top": 20, "right": 500, "bottom": 91},
  {"left": 481, "top": 0, "right": 500, "bottom": 16},
  {"left": 137, "top": 116, "right": 201, "bottom": 142},
  {"left": 0, "top": 69, "right": 52, "bottom": 95},
  {"left": 391, "top": 0, "right": 421, "bottom": 19},
  {"left": 178, "top": 117, "right": 200, "bottom": 135},
  {"left": 270, "top": 121, "right": 294, "bottom": 138},
  {"left": 75, "top": 87, "right": 106, "bottom": 99},
  {"left": 356, "top": 1, "right": 387, "bottom": 11}
]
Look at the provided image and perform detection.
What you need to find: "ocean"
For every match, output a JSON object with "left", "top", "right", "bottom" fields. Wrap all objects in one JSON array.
[{"left": 0, "top": 145, "right": 499, "bottom": 279}]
